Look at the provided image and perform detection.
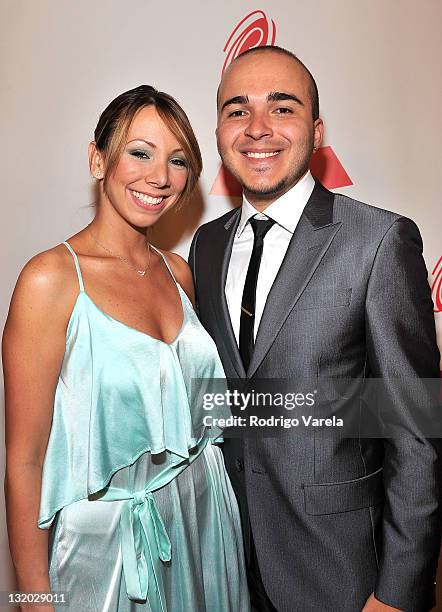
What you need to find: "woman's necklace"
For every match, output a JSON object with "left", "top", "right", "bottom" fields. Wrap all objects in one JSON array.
[{"left": 88, "top": 226, "right": 151, "bottom": 277}]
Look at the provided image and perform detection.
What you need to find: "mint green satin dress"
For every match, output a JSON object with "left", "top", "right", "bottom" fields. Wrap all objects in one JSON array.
[{"left": 38, "top": 242, "right": 250, "bottom": 612}]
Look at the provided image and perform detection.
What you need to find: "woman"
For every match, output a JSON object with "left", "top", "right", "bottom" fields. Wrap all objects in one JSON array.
[{"left": 3, "top": 85, "right": 250, "bottom": 611}]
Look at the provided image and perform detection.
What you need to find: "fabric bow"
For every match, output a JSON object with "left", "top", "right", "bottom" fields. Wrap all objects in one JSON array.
[{"left": 119, "top": 489, "right": 171, "bottom": 609}]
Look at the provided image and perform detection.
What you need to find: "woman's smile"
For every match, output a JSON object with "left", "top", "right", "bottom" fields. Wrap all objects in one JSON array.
[{"left": 129, "top": 188, "right": 169, "bottom": 213}]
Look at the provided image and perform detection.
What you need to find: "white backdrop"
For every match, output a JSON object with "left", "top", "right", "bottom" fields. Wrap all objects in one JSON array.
[{"left": 1, "top": 0, "right": 441, "bottom": 607}]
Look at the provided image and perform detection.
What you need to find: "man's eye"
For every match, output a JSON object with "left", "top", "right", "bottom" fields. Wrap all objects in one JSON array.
[
  {"left": 228, "top": 110, "right": 246, "bottom": 118},
  {"left": 275, "top": 107, "right": 293, "bottom": 114}
]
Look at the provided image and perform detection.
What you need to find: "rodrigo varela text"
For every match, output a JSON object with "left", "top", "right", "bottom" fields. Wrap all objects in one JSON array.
[{"left": 203, "top": 415, "right": 344, "bottom": 429}]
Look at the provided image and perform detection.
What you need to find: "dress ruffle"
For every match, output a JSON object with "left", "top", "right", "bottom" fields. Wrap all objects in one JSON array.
[{"left": 38, "top": 292, "right": 226, "bottom": 529}]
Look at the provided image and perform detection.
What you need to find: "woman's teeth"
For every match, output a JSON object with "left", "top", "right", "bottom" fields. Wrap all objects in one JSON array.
[
  {"left": 131, "top": 190, "right": 164, "bottom": 205},
  {"left": 245, "top": 151, "right": 279, "bottom": 158}
]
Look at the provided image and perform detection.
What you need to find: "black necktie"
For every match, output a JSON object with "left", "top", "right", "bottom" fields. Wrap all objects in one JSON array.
[{"left": 239, "top": 217, "right": 276, "bottom": 370}]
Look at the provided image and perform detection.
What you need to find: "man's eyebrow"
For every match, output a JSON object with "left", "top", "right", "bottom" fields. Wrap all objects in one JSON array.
[
  {"left": 220, "top": 92, "right": 304, "bottom": 112},
  {"left": 267, "top": 91, "right": 304, "bottom": 106},
  {"left": 220, "top": 95, "right": 249, "bottom": 112}
]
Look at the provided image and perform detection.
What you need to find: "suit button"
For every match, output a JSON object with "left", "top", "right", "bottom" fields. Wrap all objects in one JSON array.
[{"left": 235, "top": 458, "right": 244, "bottom": 472}]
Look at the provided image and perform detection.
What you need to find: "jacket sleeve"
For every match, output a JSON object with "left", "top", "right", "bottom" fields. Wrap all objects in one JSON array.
[
  {"left": 365, "top": 216, "right": 441, "bottom": 611},
  {"left": 188, "top": 226, "right": 202, "bottom": 317}
]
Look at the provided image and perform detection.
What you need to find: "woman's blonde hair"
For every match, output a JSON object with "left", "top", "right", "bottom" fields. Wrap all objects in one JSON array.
[{"left": 94, "top": 85, "right": 202, "bottom": 208}]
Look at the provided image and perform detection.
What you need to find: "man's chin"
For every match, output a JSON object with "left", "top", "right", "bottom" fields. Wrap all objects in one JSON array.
[
  {"left": 225, "top": 164, "right": 309, "bottom": 201},
  {"left": 242, "top": 179, "right": 290, "bottom": 201}
]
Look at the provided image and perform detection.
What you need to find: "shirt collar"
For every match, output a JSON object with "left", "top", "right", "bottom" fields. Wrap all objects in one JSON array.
[{"left": 237, "top": 171, "right": 315, "bottom": 236}]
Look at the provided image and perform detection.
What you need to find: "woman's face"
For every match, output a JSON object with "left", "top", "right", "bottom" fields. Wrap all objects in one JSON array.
[{"left": 97, "top": 105, "right": 189, "bottom": 227}]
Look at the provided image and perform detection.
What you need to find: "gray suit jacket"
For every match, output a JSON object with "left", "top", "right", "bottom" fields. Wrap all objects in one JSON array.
[{"left": 189, "top": 182, "right": 441, "bottom": 612}]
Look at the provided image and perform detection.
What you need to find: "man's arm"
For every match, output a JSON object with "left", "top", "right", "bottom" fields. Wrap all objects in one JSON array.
[
  {"left": 188, "top": 226, "right": 203, "bottom": 316},
  {"left": 365, "top": 216, "right": 441, "bottom": 612}
]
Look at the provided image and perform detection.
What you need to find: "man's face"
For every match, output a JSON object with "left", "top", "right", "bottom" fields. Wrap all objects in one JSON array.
[{"left": 216, "top": 51, "right": 323, "bottom": 209}]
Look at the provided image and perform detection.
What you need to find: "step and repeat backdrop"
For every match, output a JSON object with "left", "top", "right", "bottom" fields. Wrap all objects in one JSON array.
[{"left": 1, "top": 0, "right": 441, "bottom": 606}]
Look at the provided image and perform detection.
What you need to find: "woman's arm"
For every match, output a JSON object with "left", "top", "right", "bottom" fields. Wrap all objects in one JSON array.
[{"left": 3, "top": 250, "right": 72, "bottom": 608}]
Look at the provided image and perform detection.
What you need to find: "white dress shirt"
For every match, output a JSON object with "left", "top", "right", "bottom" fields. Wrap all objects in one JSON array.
[{"left": 225, "top": 171, "right": 315, "bottom": 344}]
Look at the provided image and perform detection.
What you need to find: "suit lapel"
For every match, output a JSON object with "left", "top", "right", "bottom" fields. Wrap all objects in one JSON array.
[
  {"left": 209, "top": 208, "right": 246, "bottom": 378},
  {"left": 247, "top": 183, "right": 342, "bottom": 378}
]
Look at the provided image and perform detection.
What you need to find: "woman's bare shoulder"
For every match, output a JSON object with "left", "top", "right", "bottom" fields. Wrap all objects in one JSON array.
[
  {"left": 7, "top": 244, "right": 80, "bottom": 326},
  {"left": 16, "top": 244, "right": 78, "bottom": 294},
  {"left": 156, "top": 247, "right": 195, "bottom": 304}
]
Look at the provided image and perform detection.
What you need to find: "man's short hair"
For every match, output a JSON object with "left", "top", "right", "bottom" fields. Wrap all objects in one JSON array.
[{"left": 219, "top": 45, "right": 320, "bottom": 121}]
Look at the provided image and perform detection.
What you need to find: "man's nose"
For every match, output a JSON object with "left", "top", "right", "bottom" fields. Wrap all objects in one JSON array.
[
  {"left": 244, "top": 112, "right": 273, "bottom": 140},
  {"left": 145, "top": 159, "right": 170, "bottom": 188}
]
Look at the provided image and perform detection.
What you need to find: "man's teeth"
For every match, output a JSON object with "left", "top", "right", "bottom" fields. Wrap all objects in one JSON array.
[
  {"left": 245, "top": 151, "right": 279, "bottom": 158},
  {"left": 132, "top": 190, "right": 164, "bottom": 205}
]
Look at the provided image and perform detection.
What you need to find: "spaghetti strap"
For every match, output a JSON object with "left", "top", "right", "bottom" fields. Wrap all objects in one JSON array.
[
  {"left": 63, "top": 241, "right": 85, "bottom": 292},
  {"left": 150, "top": 244, "right": 178, "bottom": 285}
]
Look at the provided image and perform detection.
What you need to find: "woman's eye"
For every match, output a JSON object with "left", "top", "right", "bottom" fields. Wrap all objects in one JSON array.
[
  {"left": 130, "top": 150, "right": 151, "bottom": 160},
  {"left": 171, "top": 158, "right": 188, "bottom": 168}
]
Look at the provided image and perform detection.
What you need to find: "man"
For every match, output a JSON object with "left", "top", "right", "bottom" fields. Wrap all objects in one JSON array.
[{"left": 189, "top": 46, "right": 441, "bottom": 611}]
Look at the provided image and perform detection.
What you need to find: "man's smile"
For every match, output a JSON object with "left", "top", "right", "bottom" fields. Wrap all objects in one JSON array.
[{"left": 242, "top": 150, "right": 280, "bottom": 158}]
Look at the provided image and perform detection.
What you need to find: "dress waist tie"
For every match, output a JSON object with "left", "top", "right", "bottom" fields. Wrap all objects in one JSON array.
[
  {"left": 97, "top": 437, "right": 208, "bottom": 611},
  {"left": 119, "top": 489, "right": 171, "bottom": 609}
]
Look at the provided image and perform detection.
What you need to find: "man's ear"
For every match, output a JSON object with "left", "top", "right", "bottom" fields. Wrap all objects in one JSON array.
[{"left": 313, "top": 118, "right": 324, "bottom": 151}]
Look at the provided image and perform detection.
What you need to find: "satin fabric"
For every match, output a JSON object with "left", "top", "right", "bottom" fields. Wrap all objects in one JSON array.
[{"left": 38, "top": 242, "right": 250, "bottom": 611}]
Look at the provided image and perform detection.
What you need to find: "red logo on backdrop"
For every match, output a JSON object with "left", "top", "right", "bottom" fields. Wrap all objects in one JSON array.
[
  {"left": 222, "top": 10, "right": 276, "bottom": 76},
  {"left": 210, "top": 10, "right": 353, "bottom": 196},
  {"left": 431, "top": 256, "right": 442, "bottom": 313}
]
